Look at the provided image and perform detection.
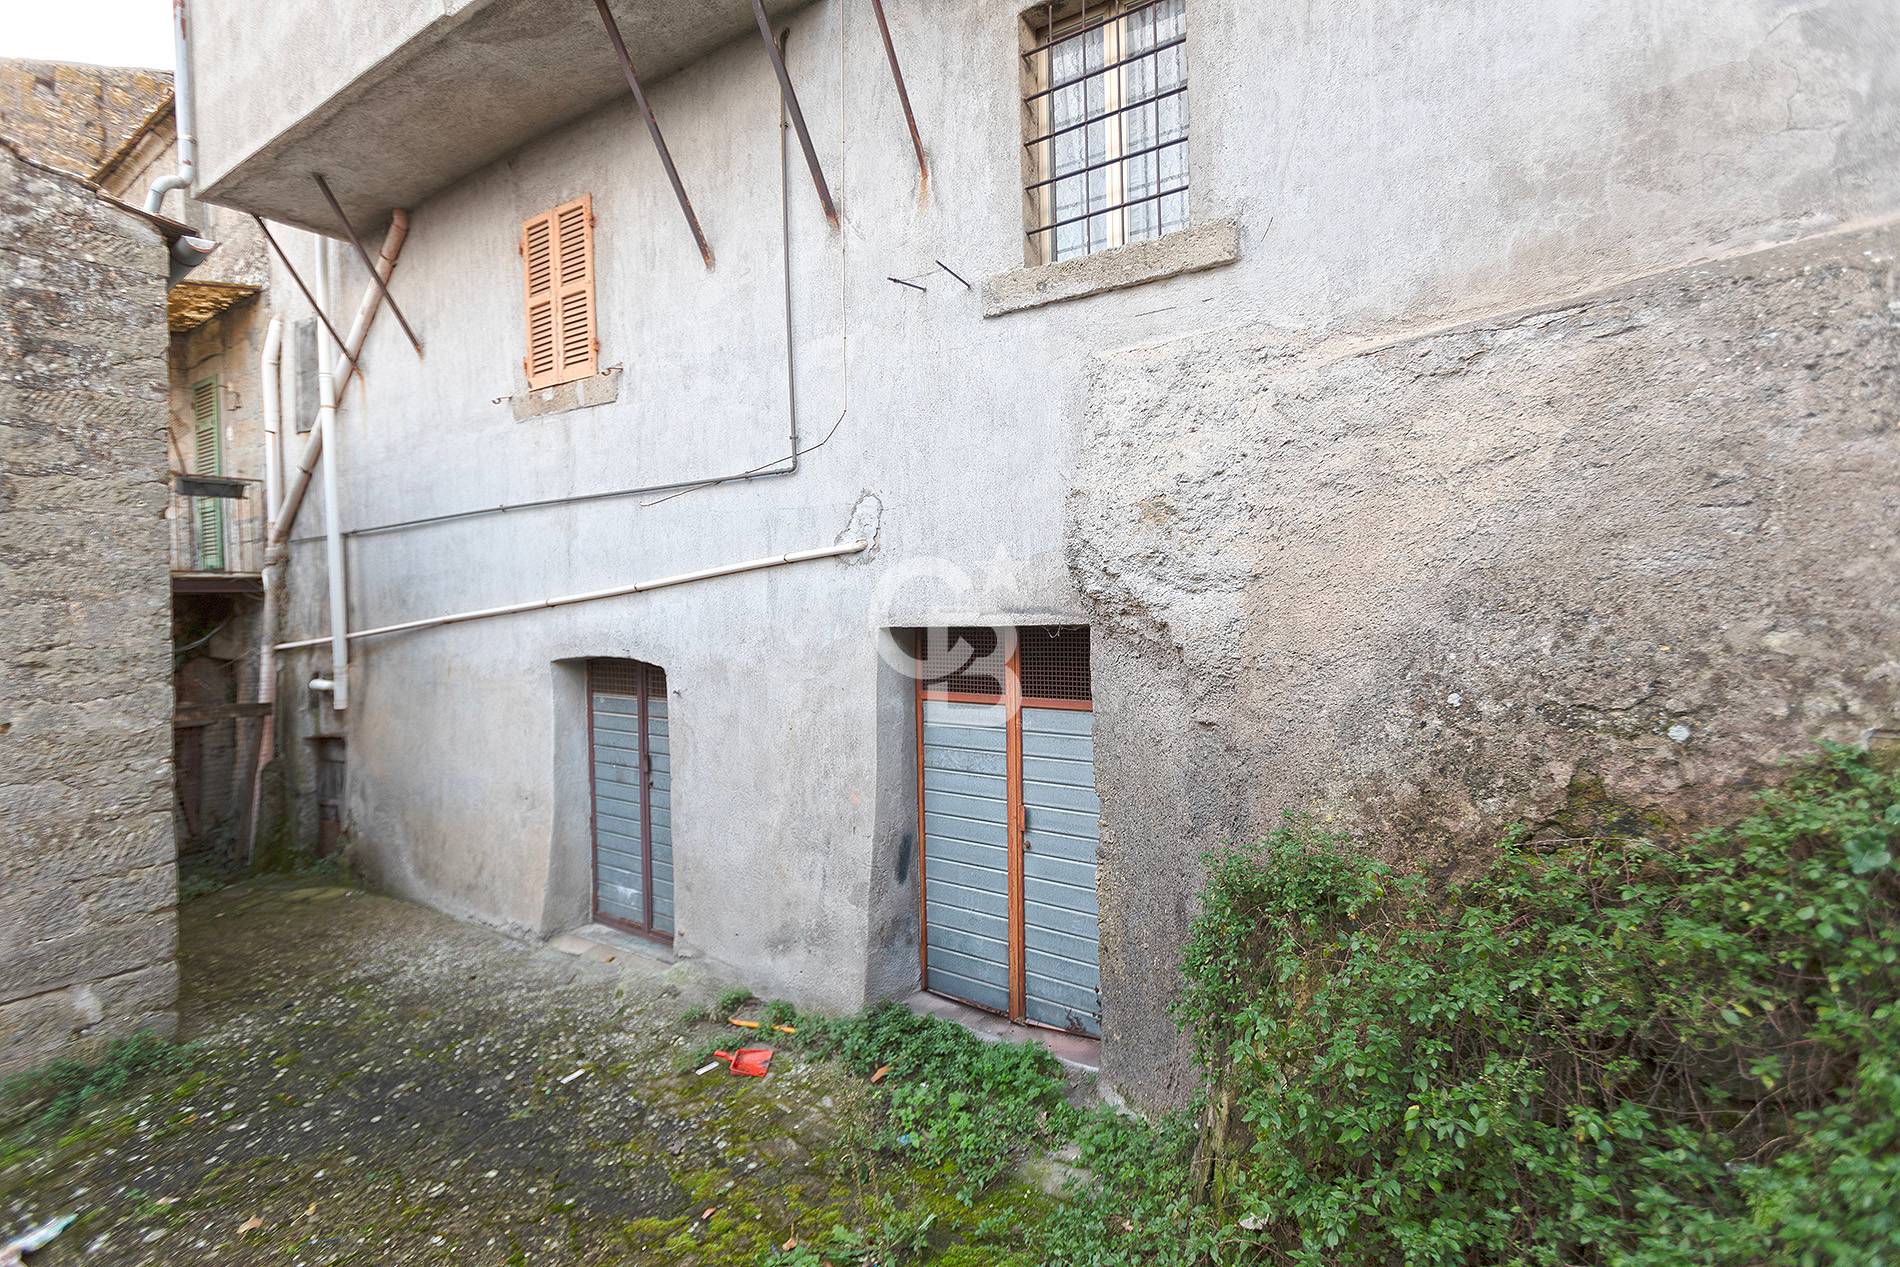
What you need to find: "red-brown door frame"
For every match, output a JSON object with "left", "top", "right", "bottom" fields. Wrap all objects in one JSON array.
[
  {"left": 587, "top": 659, "right": 672, "bottom": 945},
  {"left": 915, "top": 641, "right": 1041, "bottom": 1023}
]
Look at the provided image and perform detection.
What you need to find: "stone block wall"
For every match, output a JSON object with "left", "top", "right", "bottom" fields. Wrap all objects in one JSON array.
[
  {"left": 0, "top": 143, "right": 177, "bottom": 1075},
  {"left": 0, "top": 59, "right": 169, "bottom": 180}
]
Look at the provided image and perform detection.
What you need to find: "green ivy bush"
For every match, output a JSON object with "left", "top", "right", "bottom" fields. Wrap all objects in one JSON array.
[{"left": 1176, "top": 743, "right": 1900, "bottom": 1266}]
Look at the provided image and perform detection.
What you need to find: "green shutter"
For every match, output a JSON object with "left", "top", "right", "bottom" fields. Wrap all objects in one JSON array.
[{"left": 190, "top": 378, "right": 224, "bottom": 570}]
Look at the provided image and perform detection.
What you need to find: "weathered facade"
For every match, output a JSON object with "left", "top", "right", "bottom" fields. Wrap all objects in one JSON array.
[
  {"left": 0, "top": 59, "right": 169, "bottom": 180},
  {"left": 0, "top": 141, "right": 176, "bottom": 1074},
  {"left": 185, "top": 0, "right": 1900, "bottom": 1105},
  {"left": 95, "top": 97, "right": 282, "bottom": 863}
]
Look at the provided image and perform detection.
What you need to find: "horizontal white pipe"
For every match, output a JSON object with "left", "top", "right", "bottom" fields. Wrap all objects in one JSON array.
[
  {"left": 270, "top": 209, "right": 410, "bottom": 547},
  {"left": 277, "top": 539, "right": 868, "bottom": 652},
  {"left": 309, "top": 679, "right": 336, "bottom": 692}
]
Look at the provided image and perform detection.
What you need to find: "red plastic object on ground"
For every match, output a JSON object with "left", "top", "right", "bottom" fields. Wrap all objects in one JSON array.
[{"left": 712, "top": 1047, "right": 774, "bottom": 1077}]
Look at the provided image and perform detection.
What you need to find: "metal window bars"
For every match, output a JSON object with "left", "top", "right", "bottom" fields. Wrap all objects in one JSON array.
[{"left": 1022, "top": 0, "right": 1188, "bottom": 265}]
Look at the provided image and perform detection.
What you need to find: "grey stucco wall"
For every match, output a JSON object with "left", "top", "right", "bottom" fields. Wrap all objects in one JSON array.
[
  {"left": 0, "top": 146, "right": 176, "bottom": 1075},
  {"left": 1074, "top": 223, "right": 1900, "bottom": 1105},
  {"left": 207, "top": 0, "right": 1900, "bottom": 1104}
]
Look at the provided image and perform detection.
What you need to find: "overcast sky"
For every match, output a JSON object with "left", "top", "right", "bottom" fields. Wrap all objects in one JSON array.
[{"left": 3, "top": 0, "right": 173, "bottom": 70}]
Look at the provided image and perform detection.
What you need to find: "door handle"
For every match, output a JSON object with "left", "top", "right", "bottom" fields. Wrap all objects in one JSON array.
[{"left": 1021, "top": 805, "right": 1032, "bottom": 849}]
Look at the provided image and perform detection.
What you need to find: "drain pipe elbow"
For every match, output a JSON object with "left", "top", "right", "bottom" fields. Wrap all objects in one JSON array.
[{"left": 144, "top": 1, "right": 197, "bottom": 216}]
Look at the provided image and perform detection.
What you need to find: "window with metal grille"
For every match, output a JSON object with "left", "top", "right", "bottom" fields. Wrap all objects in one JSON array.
[
  {"left": 520, "top": 195, "right": 599, "bottom": 390},
  {"left": 911, "top": 625, "right": 1092, "bottom": 703},
  {"left": 915, "top": 626, "right": 1008, "bottom": 698},
  {"left": 1021, "top": 0, "right": 1188, "bottom": 266},
  {"left": 1018, "top": 625, "right": 1091, "bottom": 703}
]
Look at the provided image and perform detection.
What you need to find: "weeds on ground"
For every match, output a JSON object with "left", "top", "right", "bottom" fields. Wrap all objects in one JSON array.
[
  {"left": 0, "top": 1031, "right": 192, "bottom": 1136},
  {"left": 1036, "top": 1109, "right": 1203, "bottom": 1267},
  {"left": 759, "top": 1195, "right": 937, "bottom": 1267},
  {"left": 797, "top": 1002, "right": 1078, "bottom": 1201}
]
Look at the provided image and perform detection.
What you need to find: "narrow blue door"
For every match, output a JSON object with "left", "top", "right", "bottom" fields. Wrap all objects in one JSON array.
[
  {"left": 589, "top": 660, "right": 672, "bottom": 941},
  {"left": 1020, "top": 705, "right": 1101, "bottom": 1036},
  {"left": 920, "top": 698, "right": 1012, "bottom": 1013},
  {"left": 647, "top": 673, "right": 674, "bottom": 936}
]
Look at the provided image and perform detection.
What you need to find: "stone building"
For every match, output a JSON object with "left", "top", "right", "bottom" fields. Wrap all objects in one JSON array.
[
  {"left": 0, "top": 59, "right": 169, "bottom": 179},
  {"left": 0, "top": 139, "right": 178, "bottom": 1074},
  {"left": 181, "top": 0, "right": 1899, "bottom": 1106},
  {"left": 5, "top": 55, "right": 317, "bottom": 872}
]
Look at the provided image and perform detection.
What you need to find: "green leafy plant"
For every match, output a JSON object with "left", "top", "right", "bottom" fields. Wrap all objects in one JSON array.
[
  {"left": 759, "top": 1196, "right": 938, "bottom": 1267},
  {"left": 1036, "top": 1108, "right": 1205, "bottom": 1267},
  {"left": 793, "top": 1002, "right": 1078, "bottom": 1201},
  {"left": 715, "top": 987, "right": 755, "bottom": 1018},
  {"left": 0, "top": 1031, "right": 192, "bottom": 1135},
  {"left": 1172, "top": 743, "right": 1900, "bottom": 1266}
]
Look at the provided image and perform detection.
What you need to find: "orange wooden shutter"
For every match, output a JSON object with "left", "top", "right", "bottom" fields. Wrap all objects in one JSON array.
[{"left": 521, "top": 194, "right": 597, "bottom": 390}]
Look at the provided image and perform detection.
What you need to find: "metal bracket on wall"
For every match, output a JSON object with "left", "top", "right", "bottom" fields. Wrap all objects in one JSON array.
[
  {"left": 752, "top": 0, "right": 837, "bottom": 227},
  {"left": 590, "top": 0, "right": 716, "bottom": 268},
  {"left": 313, "top": 173, "right": 424, "bottom": 357},
  {"left": 252, "top": 215, "right": 356, "bottom": 373},
  {"left": 867, "top": 0, "right": 927, "bottom": 184}
]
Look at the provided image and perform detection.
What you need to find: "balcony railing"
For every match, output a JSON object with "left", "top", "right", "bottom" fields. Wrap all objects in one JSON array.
[{"left": 170, "top": 473, "right": 264, "bottom": 581}]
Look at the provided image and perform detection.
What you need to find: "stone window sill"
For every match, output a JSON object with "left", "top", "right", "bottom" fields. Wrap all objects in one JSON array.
[
  {"left": 510, "top": 366, "right": 622, "bottom": 422},
  {"left": 981, "top": 218, "right": 1240, "bottom": 318}
]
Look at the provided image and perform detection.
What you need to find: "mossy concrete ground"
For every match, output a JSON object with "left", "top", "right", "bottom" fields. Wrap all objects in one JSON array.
[{"left": 0, "top": 878, "right": 1054, "bottom": 1264}]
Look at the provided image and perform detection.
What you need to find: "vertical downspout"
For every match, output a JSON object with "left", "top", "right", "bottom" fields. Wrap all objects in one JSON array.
[
  {"left": 269, "top": 210, "right": 409, "bottom": 547},
  {"left": 314, "top": 242, "right": 350, "bottom": 710},
  {"left": 144, "top": 1, "right": 195, "bottom": 215},
  {"left": 244, "top": 318, "right": 286, "bottom": 862},
  {"left": 260, "top": 317, "right": 284, "bottom": 521}
]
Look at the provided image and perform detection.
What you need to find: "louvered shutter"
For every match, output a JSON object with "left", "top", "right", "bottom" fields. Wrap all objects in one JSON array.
[
  {"left": 190, "top": 378, "right": 224, "bottom": 571},
  {"left": 521, "top": 194, "right": 597, "bottom": 390}
]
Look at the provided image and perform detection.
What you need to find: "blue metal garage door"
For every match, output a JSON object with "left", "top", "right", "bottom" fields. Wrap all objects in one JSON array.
[
  {"left": 915, "top": 627, "right": 1100, "bottom": 1037},
  {"left": 588, "top": 660, "right": 672, "bottom": 942},
  {"left": 1021, "top": 705, "right": 1101, "bottom": 1035},
  {"left": 920, "top": 698, "right": 1012, "bottom": 1013},
  {"left": 647, "top": 677, "right": 674, "bottom": 936}
]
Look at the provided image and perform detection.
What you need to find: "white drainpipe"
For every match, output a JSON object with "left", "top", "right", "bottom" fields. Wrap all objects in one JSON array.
[
  {"left": 314, "top": 242, "right": 350, "bottom": 710},
  {"left": 144, "top": 1, "right": 195, "bottom": 216},
  {"left": 270, "top": 210, "right": 409, "bottom": 547},
  {"left": 260, "top": 317, "right": 284, "bottom": 521},
  {"left": 242, "top": 316, "right": 287, "bottom": 863},
  {"left": 275, "top": 540, "right": 869, "bottom": 652}
]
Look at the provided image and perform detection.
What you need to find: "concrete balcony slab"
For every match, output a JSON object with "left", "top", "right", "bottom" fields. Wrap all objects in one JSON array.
[{"left": 193, "top": 0, "right": 809, "bottom": 233}]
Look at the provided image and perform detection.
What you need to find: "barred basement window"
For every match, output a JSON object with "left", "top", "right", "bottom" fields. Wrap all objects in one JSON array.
[
  {"left": 1020, "top": 0, "right": 1188, "bottom": 266},
  {"left": 520, "top": 195, "right": 599, "bottom": 391}
]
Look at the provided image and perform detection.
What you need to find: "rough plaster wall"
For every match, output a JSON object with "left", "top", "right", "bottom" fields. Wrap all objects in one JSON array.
[
  {"left": 1071, "top": 223, "right": 1900, "bottom": 1107},
  {"left": 200, "top": 0, "right": 1900, "bottom": 1091},
  {"left": 0, "top": 149, "right": 176, "bottom": 1074}
]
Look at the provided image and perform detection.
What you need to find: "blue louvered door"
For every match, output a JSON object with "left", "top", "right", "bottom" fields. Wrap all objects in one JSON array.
[
  {"left": 1019, "top": 705, "right": 1101, "bottom": 1035},
  {"left": 917, "top": 627, "right": 1101, "bottom": 1037},
  {"left": 920, "top": 698, "right": 1013, "bottom": 1013},
  {"left": 589, "top": 660, "right": 672, "bottom": 942},
  {"left": 647, "top": 678, "right": 674, "bottom": 935}
]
